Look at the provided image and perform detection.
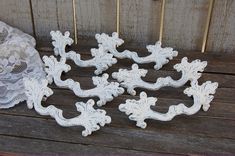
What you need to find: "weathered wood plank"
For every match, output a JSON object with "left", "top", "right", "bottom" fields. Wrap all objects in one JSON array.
[
  {"left": 206, "top": 0, "right": 235, "bottom": 53},
  {"left": 38, "top": 45, "right": 235, "bottom": 64},
  {"left": 76, "top": 0, "right": 116, "bottom": 39},
  {"left": 163, "top": 0, "right": 208, "bottom": 51},
  {"left": 31, "top": 0, "right": 73, "bottom": 41},
  {"left": 38, "top": 48, "right": 235, "bottom": 75},
  {"left": 0, "top": 113, "right": 234, "bottom": 155},
  {"left": 0, "top": 95, "right": 235, "bottom": 138},
  {"left": 119, "top": 0, "right": 161, "bottom": 45},
  {"left": 40, "top": 72, "right": 235, "bottom": 105},
  {"left": 30, "top": 0, "right": 235, "bottom": 53},
  {"left": 136, "top": 87, "right": 235, "bottom": 104},
  {"left": 1, "top": 0, "right": 235, "bottom": 52},
  {"left": 56, "top": 65, "right": 235, "bottom": 89},
  {"left": 0, "top": 0, "right": 33, "bottom": 35},
  {"left": 1, "top": 87, "right": 235, "bottom": 120},
  {"left": 0, "top": 135, "right": 161, "bottom": 156},
  {"left": 1, "top": 47, "right": 235, "bottom": 155}
]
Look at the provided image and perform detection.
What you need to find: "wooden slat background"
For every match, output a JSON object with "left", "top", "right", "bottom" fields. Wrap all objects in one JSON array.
[{"left": 0, "top": 0, "right": 234, "bottom": 53}]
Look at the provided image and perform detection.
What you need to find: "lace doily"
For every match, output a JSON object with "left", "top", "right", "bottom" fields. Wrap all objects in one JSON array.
[{"left": 0, "top": 21, "right": 45, "bottom": 109}]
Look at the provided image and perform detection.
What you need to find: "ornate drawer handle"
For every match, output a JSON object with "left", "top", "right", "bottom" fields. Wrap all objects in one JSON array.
[
  {"left": 95, "top": 32, "right": 178, "bottom": 70},
  {"left": 112, "top": 57, "right": 207, "bottom": 95},
  {"left": 119, "top": 81, "right": 218, "bottom": 128},
  {"left": 50, "top": 31, "right": 178, "bottom": 75},
  {"left": 43, "top": 55, "right": 124, "bottom": 106},
  {"left": 23, "top": 77, "right": 111, "bottom": 136}
]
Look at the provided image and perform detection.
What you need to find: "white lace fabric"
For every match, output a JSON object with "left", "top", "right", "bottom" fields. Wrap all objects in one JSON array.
[{"left": 0, "top": 21, "right": 45, "bottom": 108}]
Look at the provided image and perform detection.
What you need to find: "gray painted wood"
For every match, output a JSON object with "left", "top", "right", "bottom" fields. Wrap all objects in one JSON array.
[
  {"left": 206, "top": 0, "right": 235, "bottom": 53},
  {"left": 0, "top": 135, "right": 160, "bottom": 155},
  {"left": 0, "top": 0, "right": 234, "bottom": 52},
  {"left": 0, "top": 50, "right": 235, "bottom": 155},
  {"left": 2, "top": 113, "right": 235, "bottom": 153},
  {"left": 31, "top": 0, "right": 74, "bottom": 41},
  {"left": 163, "top": 0, "right": 208, "bottom": 51},
  {"left": 0, "top": 0, "right": 33, "bottom": 35},
  {"left": 119, "top": 0, "right": 161, "bottom": 45},
  {"left": 76, "top": 0, "right": 116, "bottom": 38}
]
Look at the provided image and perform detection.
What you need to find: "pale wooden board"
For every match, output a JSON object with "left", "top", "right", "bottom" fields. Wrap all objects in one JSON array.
[
  {"left": 120, "top": 0, "right": 161, "bottom": 46},
  {"left": 206, "top": 0, "right": 235, "bottom": 53},
  {"left": 163, "top": 0, "right": 208, "bottom": 51},
  {"left": 0, "top": 49, "right": 235, "bottom": 155},
  {"left": 31, "top": 0, "right": 74, "bottom": 41},
  {"left": 0, "top": 0, "right": 33, "bottom": 35},
  {"left": 0, "top": 0, "right": 235, "bottom": 53},
  {"left": 76, "top": 0, "right": 116, "bottom": 39}
]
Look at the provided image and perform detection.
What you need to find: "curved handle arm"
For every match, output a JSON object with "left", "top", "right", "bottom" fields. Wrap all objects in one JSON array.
[
  {"left": 51, "top": 30, "right": 178, "bottom": 75},
  {"left": 95, "top": 32, "right": 178, "bottom": 70},
  {"left": 112, "top": 57, "right": 207, "bottom": 95},
  {"left": 50, "top": 31, "right": 117, "bottom": 75},
  {"left": 43, "top": 55, "right": 124, "bottom": 106},
  {"left": 23, "top": 77, "right": 111, "bottom": 136},
  {"left": 119, "top": 81, "right": 218, "bottom": 128}
]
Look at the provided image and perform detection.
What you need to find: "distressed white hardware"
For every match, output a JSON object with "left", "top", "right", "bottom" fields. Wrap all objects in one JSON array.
[
  {"left": 95, "top": 32, "right": 178, "bottom": 70},
  {"left": 51, "top": 30, "right": 178, "bottom": 75},
  {"left": 43, "top": 55, "right": 124, "bottom": 106},
  {"left": 112, "top": 57, "right": 207, "bottom": 95},
  {"left": 23, "top": 77, "right": 111, "bottom": 137},
  {"left": 0, "top": 21, "right": 45, "bottom": 108},
  {"left": 50, "top": 31, "right": 117, "bottom": 75},
  {"left": 119, "top": 81, "right": 218, "bottom": 128}
]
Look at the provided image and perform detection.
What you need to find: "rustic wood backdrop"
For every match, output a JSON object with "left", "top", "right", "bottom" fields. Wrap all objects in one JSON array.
[{"left": 0, "top": 0, "right": 234, "bottom": 53}]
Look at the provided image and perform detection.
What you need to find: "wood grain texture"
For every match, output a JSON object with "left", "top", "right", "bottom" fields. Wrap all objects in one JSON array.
[
  {"left": 119, "top": 0, "right": 161, "bottom": 46},
  {"left": 206, "top": 0, "right": 235, "bottom": 53},
  {"left": 0, "top": 50, "right": 235, "bottom": 155},
  {"left": 163, "top": 0, "right": 208, "bottom": 51},
  {"left": 76, "top": 0, "right": 116, "bottom": 39},
  {"left": 0, "top": 0, "right": 235, "bottom": 52},
  {"left": 0, "top": 135, "right": 161, "bottom": 156},
  {"left": 0, "top": 0, "right": 33, "bottom": 35},
  {"left": 31, "top": 0, "right": 74, "bottom": 41}
]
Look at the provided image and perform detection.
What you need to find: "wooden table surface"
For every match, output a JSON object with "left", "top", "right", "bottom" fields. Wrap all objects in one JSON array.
[{"left": 0, "top": 46, "right": 235, "bottom": 155}]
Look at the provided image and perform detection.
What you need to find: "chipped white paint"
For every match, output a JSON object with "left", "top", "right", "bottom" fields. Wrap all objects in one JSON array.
[
  {"left": 95, "top": 32, "right": 178, "bottom": 70},
  {"left": 51, "top": 30, "right": 178, "bottom": 75},
  {"left": 43, "top": 55, "right": 124, "bottom": 106},
  {"left": 23, "top": 77, "right": 111, "bottom": 137},
  {"left": 112, "top": 57, "right": 207, "bottom": 95},
  {"left": 119, "top": 81, "right": 218, "bottom": 128},
  {"left": 50, "top": 31, "right": 117, "bottom": 75}
]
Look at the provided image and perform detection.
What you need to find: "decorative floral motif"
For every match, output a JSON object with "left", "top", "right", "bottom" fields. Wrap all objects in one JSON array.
[
  {"left": 0, "top": 21, "right": 45, "bottom": 109},
  {"left": 43, "top": 55, "right": 124, "bottom": 106},
  {"left": 92, "top": 73, "right": 125, "bottom": 106},
  {"left": 51, "top": 30, "right": 178, "bottom": 75},
  {"left": 146, "top": 41, "right": 178, "bottom": 70},
  {"left": 0, "top": 50, "right": 21, "bottom": 74},
  {"left": 96, "top": 32, "right": 178, "bottom": 69},
  {"left": 112, "top": 57, "right": 207, "bottom": 95},
  {"left": 119, "top": 92, "right": 157, "bottom": 128},
  {"left": 76, "top": 100, "right": 111, "bottom": 136},
  {"left": 23, "top": 77, "right": 53, "bottom": 109},
  {"left": 95, "top": 32, "right": 124, "bottom": 52},
  {"left": 119, "top": 81, "right": 218, "bottom": 128},
  {"left": 184, "top": 81, "right": 218, "bottom": 111},
  {"left": 112, "top": 64, "right": 147, "bottom": 95},
  {"left": 23, "top": 77, "right": 111, "bottom": 137},
  {"left": 90, "top": 46, "right": 117, "bottom": 75},
  {"left": 43, "top": 55, "right": 69, "bottom": 84},
  {"left": 174, "top": 57, "right": 207, "bottom": 81},
  {"left": 50, "top": 31, "right": 117, "bottom": 75},
  {"left": 51, "top": 31, "right": 73, "bottom": 56}
]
